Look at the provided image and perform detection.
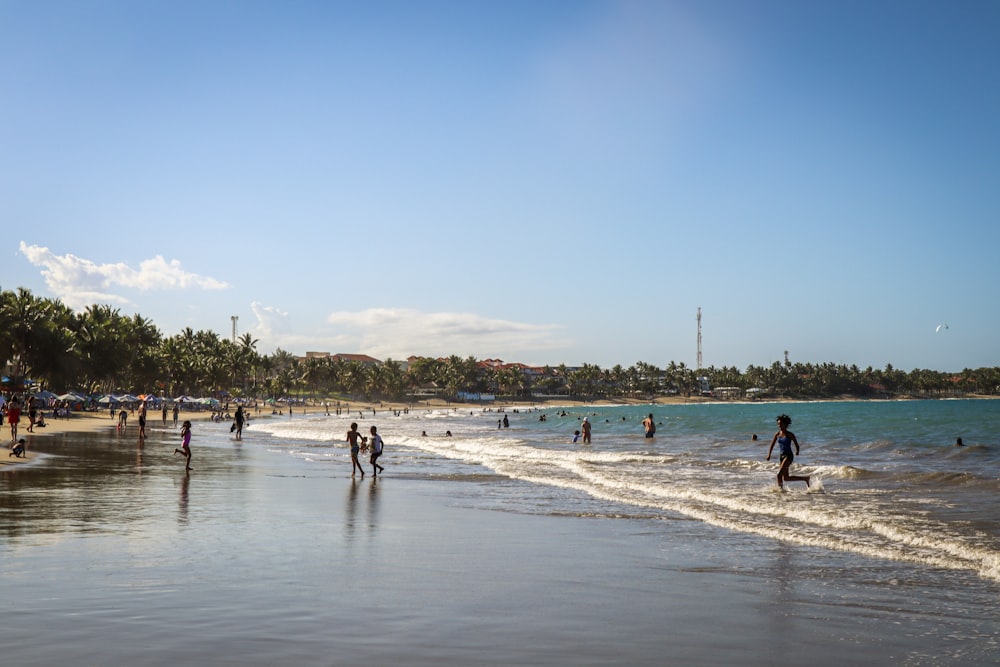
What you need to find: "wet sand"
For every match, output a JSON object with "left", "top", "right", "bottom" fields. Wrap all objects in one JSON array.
[{"left": 1, "top": 421, "right": 997, "bottom": 665}]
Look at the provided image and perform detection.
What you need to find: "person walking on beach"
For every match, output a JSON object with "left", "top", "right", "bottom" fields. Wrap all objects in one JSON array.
[
  {"left": 172, "top": 402, "right": 179, "bottom": 427},
  {"left": 27, "top": 398, "right": 37, "bottom": 434},
  {"left": 162, "top": 402, "right": 168, "bottom": 427},
  {"left": 766, "top": 414, "right": 810, "bottom": 489},
  {"left": 138, "top": 401, "right": 147, "bottom": 439},
  {"left": 234, "top": 406, "right": 245, "bottom": 440},
  {"left": 642, "top": 413, "right": 656, "bottom": 438},
  {"left": 581, "top": 417, "right": 592, "bottom": 444},
  {"left": 369, "top": 425, "right": 385, "bottom": 476},
  {"left": 175, "top": 420, "right": 193, "bottom": 471},
  {"left": 118, "top": 409, "right": 128, "bottom": 432},
  {"left": 7, "top": 400, "right": 21, "bottom": 442},
  {"left": 347, "top": 423, "right": 365, "bottom": 478}
]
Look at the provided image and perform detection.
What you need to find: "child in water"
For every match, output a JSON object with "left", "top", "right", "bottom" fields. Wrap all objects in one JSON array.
[
  {"left": 766, "top": 414, "right": 810, "bottom": 489},
  {"left": 174, "top": 420, "right": 193, "bottom": 471}
]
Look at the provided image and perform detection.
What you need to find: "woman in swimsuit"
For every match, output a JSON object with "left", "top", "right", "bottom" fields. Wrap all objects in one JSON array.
[{"left": 766, "top": 414, "right": 810, "bottom": 489}]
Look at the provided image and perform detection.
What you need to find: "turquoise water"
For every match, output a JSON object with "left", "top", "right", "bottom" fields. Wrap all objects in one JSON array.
[{"left": 257, "top": 398, "right": 1000, "bottom": 582}]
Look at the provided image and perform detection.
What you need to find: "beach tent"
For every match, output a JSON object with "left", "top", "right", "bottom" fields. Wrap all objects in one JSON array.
[
  {"left": 57, "top": 393, "right": 86, "bottom": 410},
  {"left": 34, "top": 390, "right": 59, "bottom": 402},
  {"left": 1, "top": 376, "right": 28, "bottom": 390},
  {"left": 138, "top": 393, "right": 162, "bottom": 407}
]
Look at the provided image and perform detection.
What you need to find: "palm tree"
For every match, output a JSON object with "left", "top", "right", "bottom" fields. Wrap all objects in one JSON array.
[
  {"left": 22, "top": 297, "right": 78, "bottom": 390},
  {"left": 0, "top": 288, "right": 51, "bottom": 383}
]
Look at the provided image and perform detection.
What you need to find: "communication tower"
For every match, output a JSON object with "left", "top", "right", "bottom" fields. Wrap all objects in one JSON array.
[
  {"left": 231, "top": 315, "right": 239, "bottom": 344},
  {"left": 696, "top": 307, "right": 702, "bottom": 370}
]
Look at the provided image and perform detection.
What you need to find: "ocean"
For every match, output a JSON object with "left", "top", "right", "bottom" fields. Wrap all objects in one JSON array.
[
  {"left": 2, "top": 398, "right": 999, "bottom": 665},
  {"left": 256, "top": 398, "right": 1000, "bottom": 583}
]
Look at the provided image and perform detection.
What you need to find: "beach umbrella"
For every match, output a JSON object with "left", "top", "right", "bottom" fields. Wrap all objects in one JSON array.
[{"left": 34, "top": 390, "right": 59, "bottom": 401}]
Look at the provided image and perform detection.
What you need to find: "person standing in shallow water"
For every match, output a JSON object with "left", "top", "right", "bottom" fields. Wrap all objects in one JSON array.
[
  {"left": 369, "top": 425, "right": 385, "bottom": 476},
  {"left": 234, "top": 406, "right": 245, "bottom": 441},
  {"left": 766, "top": 414, "right": 810, "bottom": 489},
  {"left": 347, "top": 423, "right": 365, "bottom": 478},
  {"left": 642, "top": 413, "right": 656, "bottom": 438}
]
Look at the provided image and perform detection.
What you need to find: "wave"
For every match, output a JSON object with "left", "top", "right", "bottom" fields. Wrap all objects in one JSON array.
[
  {"left": 246, "top": 409, "right": 1000, "bottom": 583},
  {"left": 401, "top": 434, "right": 1000, "bottom": 583}
]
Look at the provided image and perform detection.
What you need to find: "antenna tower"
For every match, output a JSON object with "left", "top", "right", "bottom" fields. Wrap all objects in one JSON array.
[
  {"left": 696, "top": 307, "right": 702, "bottom": 370},
  {"left": 231, "top": 315, "right": 239, "bottom": 344}
]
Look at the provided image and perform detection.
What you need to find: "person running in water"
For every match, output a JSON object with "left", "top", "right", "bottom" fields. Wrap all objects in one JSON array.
[
  {"left": 766, "top": 414, "right": 810, "bottom": 489},
  {"left": 175, "top": 420, "right": 193, "bottom": 471}
]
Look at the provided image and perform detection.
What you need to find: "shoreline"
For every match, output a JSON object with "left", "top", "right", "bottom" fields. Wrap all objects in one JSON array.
[{"left": 6, "top": 391, "right": 993, "bottom": 465}]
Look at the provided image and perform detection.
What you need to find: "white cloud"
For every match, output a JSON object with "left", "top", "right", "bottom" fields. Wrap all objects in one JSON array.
[
  {"left": 249, "top": 301, "right": 353, "bottom": 355},
  {"left": 246, "top": 304, "right": 570, "bottom": 362},
  {"left": 19, "top": 242, "right": 230, "bottom": 310},
  {"left": 325, "top": 307, "right": 569, "bottom": 362}
]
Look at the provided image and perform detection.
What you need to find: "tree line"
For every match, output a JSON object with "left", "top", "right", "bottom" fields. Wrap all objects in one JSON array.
[{"left": 1, "top": 287, "right": 997, "bottom": 402}]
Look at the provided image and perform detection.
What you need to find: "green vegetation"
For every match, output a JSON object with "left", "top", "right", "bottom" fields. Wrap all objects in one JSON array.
[{"left": 1, "top": 287, "right": 997, "bottom": 401}]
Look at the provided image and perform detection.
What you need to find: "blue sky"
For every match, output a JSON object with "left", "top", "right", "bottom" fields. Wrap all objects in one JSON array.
[{"left": 2, "top": 1, "right": 997, "bottom": 372}]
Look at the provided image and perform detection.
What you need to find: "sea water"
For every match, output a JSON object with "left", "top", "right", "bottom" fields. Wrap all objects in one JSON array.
[
  {"left": 254, "top": 399, "right": 1000, "bottom": 583},
  {"left": 3, "top": 399, "right": 1000, "bottom": 665}
]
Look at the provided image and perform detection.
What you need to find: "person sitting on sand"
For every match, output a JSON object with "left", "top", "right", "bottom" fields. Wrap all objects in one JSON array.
[{"left": 766, "top": 414, "right": 810, "bottom": 489}]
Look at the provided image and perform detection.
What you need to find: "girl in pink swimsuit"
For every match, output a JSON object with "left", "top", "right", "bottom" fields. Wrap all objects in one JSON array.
[{"left": 174, "top": 420, "right": 193, "bottom": 471}]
